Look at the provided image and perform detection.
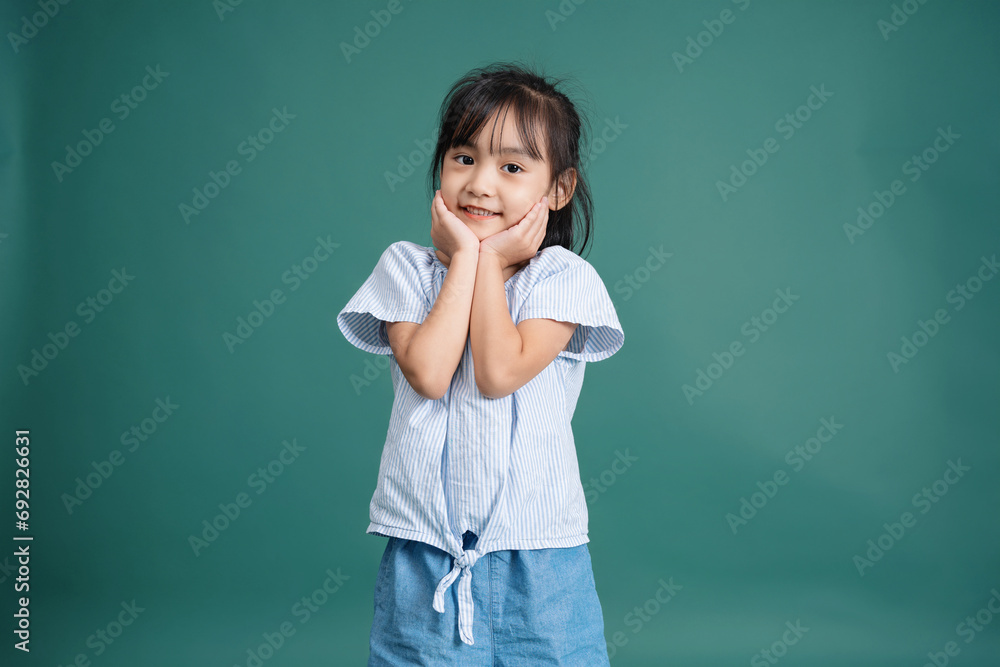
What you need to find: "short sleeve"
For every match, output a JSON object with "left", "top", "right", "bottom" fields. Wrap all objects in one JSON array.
[
  {"left": 336, "top": 242, "right": 431, "bottom": 355},
  {"left": 517, "top": 258, "right": 624, "bottom": 362}
]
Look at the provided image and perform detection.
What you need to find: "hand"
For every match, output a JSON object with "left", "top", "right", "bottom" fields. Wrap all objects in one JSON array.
[
  {"left": 479, "top": 197, "right": 548, "bottom": 270},
  {"left": 431, "top": 190, "right": 481, "bottom": 262}
]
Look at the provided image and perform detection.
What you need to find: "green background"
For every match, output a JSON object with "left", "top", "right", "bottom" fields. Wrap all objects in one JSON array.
[{"left": 2, "top": 0, "right": 998, "bottom": 664}]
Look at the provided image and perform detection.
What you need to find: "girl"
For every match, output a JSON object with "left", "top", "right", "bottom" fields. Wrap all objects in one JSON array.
[{"left": 338, "top": 62, "right": 624, "bottom": 665}]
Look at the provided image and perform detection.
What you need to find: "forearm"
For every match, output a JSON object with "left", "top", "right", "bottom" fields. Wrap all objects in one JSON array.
[
  {"left": 470, "top": 251, "right": 522, "bottom": 398},
  {"left": 403, "top": 249, "right": 478, "bottom": 397}
]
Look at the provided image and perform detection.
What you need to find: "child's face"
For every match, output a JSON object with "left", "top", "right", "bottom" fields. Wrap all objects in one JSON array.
[{"left": 439, "top": 110, "right": 559, "bottom": 242}]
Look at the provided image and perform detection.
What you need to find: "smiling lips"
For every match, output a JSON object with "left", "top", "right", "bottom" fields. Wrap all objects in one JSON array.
[{"left": 463, "top": 205, "right": 499, "bottom": 219}]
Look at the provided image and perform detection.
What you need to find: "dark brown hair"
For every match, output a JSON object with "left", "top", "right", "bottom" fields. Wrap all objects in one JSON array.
[{"left": 426, "top": 61, "right": 595, "bottom": 257}]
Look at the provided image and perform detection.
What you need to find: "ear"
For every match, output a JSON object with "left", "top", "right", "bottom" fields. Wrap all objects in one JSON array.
[{"left": 546, "top": 168, "right": 577, "bottom": 211}]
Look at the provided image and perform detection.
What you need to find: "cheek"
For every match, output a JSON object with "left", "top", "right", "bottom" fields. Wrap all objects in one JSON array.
[
  {"left": 439, "top": 164, "right": 457, "bottom": 186},
  {"left": 513, "top": 199, "right": 537, "bottom": 221}
]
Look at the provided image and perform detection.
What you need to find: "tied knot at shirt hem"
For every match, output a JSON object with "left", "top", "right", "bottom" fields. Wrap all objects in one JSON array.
[{"left": 432, "top": 547, "right": 482, "bottom": 645}]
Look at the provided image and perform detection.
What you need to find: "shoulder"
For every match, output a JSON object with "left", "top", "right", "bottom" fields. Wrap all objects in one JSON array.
[
  {"left": 377, "top": 241, "right": 438, "bottom": 275},
  {"left": 523, "top": 244, "right": 601, "bottom": 285},
  {"left": 382, "top": 240, "right": 433, "bottom": 262}
]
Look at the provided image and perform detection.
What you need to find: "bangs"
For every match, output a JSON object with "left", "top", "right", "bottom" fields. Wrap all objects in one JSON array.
[
  {"left": 446, "top": 87, "right": 548, "bottom": 165},
  {"left": 426, "top": 62, "right": 594, "bottom": 257}
]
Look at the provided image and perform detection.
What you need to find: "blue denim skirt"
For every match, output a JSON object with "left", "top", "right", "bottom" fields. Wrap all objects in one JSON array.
[{"left": 368, "top": 530, "right": 611, "bottom": 666}]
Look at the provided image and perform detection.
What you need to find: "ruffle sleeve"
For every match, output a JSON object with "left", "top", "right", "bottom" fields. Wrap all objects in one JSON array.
[
  {"left": 337, "top": 242, "right": 431, "bottom": 355},
  {"left": 516, "top": 255, "right": 624, "bottom": 362}
]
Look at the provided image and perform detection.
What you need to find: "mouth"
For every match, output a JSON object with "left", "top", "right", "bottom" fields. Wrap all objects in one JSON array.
[{"left": 462, "top": 205, "right": 500, "bottom": 221}]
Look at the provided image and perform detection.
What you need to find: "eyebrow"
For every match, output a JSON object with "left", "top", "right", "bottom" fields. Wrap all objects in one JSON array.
[{"left": 453, "top": 141, "right": 536, "bottom": 160}]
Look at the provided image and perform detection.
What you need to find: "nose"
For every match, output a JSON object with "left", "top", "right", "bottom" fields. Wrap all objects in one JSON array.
[{"left": 465, "top": 163, "right": 496, "bottom": 198}]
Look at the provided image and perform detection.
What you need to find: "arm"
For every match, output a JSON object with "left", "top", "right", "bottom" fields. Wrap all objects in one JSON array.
[
  {"left": 386, "top": 248, "right": 478, "bottom": 401},
  {"left": 470, "top": 250, "right": 578, "bottom": 399},
  {"left": 386, "top": 190, "right": 482, "bottom": 400}
]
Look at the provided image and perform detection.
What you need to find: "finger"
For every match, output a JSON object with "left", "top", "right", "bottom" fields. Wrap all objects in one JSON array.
[
  {"left": 522, "top": 201, "right": 543, "bottom": 227},
  {"left": 531, "top": 200, "right": 547, "bottom": 229},
  {"left": 433, "top": 193, "right": 451, "bottom": 224},
  {"left": 437, "top": 195, "right": 458, "bottom": 220},
  {"left": 533, "top": 213, "right": 547, "bottom": 246},
  {"left": 532, "top": 202, "right": 548, "bottom": 243}
]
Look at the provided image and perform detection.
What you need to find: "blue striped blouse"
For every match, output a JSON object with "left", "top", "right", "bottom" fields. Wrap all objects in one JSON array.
[{"left": 337, "top": 240, "right": 624, "bottom": 645}]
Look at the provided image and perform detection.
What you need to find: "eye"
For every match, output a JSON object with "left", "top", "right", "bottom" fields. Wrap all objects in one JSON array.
[
  {"left": 502, "top": 164, "right": 523, "bottom": 174},
  {"left": 454, "top": 155, "right": 473, "bottom": 166}
]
